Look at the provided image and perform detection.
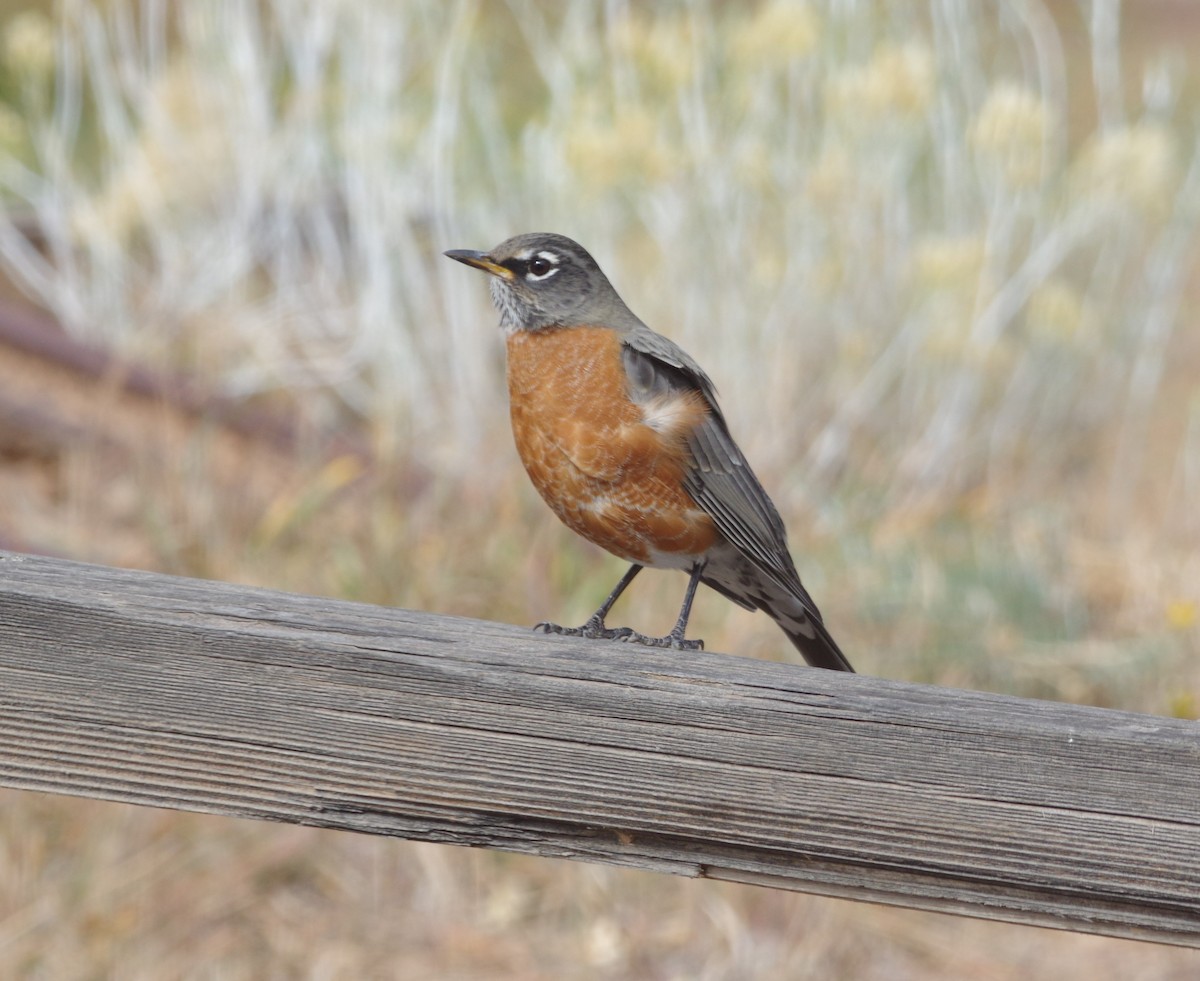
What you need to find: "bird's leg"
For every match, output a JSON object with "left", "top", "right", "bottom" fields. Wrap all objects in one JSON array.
[
  {"left": 535, "top": 564, "right": 642, "bottom": 640},
  {"left": 620, "top": 562, "right": 705, "bottom": 652}
]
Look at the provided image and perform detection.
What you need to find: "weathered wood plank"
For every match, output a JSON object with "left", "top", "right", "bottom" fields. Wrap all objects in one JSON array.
[{"left": 0, "top": 550, "right": 1197, "bottom": 946}]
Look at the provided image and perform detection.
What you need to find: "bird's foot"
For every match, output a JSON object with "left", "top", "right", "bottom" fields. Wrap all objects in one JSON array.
[
  {"left": 534, "top": 615, "right": 633, "bottom": 641},
  {"left": 619, "top": 628, "right": 704, "bottom": 652}
]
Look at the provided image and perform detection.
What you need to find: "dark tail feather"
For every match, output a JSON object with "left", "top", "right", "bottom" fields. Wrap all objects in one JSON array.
[
  {"left": 700, "top": 570, "right": 855, "bottom": 671},
  {"left": 770, "top": 605, "right": 855, "bottom": 672}
]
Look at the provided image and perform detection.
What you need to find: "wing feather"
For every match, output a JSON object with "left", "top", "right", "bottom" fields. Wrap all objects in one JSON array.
[{"left": 620, "top": 329, "right": 826, "bottom": 623}]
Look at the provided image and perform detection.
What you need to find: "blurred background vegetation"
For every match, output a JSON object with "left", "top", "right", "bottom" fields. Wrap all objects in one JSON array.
[{"left": 0, "top": 0, "right": 1197, "bottom": 977}]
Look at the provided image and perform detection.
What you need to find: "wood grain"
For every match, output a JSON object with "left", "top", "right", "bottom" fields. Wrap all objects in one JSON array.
[{"left": 0, "top": 550, "right": 1197, "bottom": 946}]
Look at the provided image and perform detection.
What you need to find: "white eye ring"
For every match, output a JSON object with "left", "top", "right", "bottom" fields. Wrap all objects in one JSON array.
[{"left": 526, "top": 251, "right": 560, "bottom": 281}]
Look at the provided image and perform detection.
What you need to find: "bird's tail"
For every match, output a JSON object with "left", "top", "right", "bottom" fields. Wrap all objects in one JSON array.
[
  {"left": 768, "top": 602, "right": 855, "bottom": 672},
  {"left": 701, "top": 565, "right": 855, "bottom": 672}
]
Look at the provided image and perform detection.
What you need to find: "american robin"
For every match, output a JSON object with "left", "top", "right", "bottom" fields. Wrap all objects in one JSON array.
[{"left": 445, "top": 233, "right": 853, "bottom": 672}]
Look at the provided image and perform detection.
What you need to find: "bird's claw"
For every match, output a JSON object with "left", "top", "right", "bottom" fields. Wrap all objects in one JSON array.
[
  {"left": 533, "top": 612, "right": 702, "bottom": 650},
  {"left": 534, "top": 619, "right": 633, "bottom": 641},
  {"left": 619, "top": 630, "right": 704, "bottom": 652}
]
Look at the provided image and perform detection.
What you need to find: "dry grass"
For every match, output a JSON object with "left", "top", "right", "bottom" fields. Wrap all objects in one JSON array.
[{"left": 1, "top": 0, "right": 1199, "bottom": 977}]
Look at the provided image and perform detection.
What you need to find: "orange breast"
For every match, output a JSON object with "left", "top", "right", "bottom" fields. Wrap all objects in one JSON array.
[{"left": 506, "top": 325, "right": 717, "bottom": 565}]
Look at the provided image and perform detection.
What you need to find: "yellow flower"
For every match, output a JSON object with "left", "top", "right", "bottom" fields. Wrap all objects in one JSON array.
[
  {"left": 612, "top": 13, "right": 695, "bottom": 91},
  {"left": 825, "top": 42, "right": 934, "bottom": 122},
  {"left": 733, "top": 139, "right": 772, "bottom": 189},
  {"left": 730, "top": 1, "right": 821, "bottom": 70},
  {"left": 911, "top": 235, "right": 984, "bottom": 292},
  {"left": 1166, "top": 599, "right": 1197, "bottom": 631},
  {"left": 1168, "top": 691, "right": 1197, "bottom": 720},
  {"left": 873, "top": 43, "right": 935, "bottom": 115},
  {"left": 805, "top": 144, "right": 855, "bottom": 208},
  {"left": 0, "top": 102, "right": 23, "bottom": 154},
  {"left": 919, "top": 296, "right": 973, "bottom": 359},
  {"left": 4, "top": 10, "right": 56, "bottom": 79},
  {"left": 74, "top": 60, "right": 239, "bottom": 244},
  {"left": 564, "top": 104, "right": 671, "bottom": 189},
  {"left": 1072, "top": 123, "right": 1178, "bottom": 218},
  {"left": 1026, "top": 279, "right": 1089, "bottom": 345},
  {"left": 970, "top": 83, "right": 1050, "bottom": 188}
]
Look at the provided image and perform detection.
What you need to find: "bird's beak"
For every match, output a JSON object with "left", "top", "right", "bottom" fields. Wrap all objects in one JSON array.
[{"left": 444, "top": 249, "right": 515, "bottom": 280}]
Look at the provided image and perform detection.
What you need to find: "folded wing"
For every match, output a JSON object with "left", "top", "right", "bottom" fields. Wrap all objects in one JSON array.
[{"left": 620, "top": 328, "right": 826, "bottom": 623}]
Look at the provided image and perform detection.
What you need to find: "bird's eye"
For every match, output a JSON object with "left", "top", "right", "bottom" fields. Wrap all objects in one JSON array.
[{"left": 525, "top": 252, "right": 560, "bottom": 281}]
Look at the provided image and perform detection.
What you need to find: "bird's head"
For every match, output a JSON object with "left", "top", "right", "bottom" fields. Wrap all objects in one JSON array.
[{"left": 445, "top": 232, "right": 629, "bottom": 332}]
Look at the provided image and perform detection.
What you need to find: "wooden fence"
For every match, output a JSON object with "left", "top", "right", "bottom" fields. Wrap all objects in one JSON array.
[{"left": 1, "top": 550, "right": 1197, "bottom": 947}]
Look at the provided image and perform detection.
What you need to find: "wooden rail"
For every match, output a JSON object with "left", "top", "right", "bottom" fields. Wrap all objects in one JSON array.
[{"left": 1, "top": 550, "right": 1197, "bottom": 947}]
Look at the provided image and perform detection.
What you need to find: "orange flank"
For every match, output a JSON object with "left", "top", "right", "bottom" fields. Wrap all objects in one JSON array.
[{"left": 506, "top": 325, "right": 717, "bottom": 564}]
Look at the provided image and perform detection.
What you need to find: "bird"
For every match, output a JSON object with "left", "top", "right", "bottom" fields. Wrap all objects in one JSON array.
[{"left": 444, "top": 233, "right": 854, "bottom": 672}]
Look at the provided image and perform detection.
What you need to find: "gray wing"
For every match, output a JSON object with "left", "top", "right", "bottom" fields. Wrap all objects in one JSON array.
[
  {"left": 620, "top": 328, "right": 826, "bottom": 622},
  {"left": 620, "top": 323, "right": 720, "bottom": 406}
]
